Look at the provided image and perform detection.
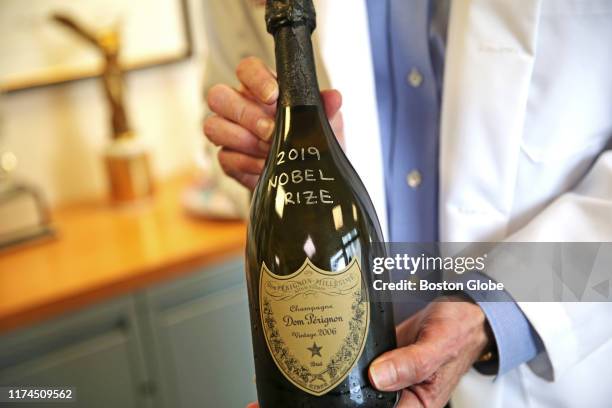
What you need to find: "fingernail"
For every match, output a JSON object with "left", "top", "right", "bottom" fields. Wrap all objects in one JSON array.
[
  {"left": 262, "top": 80, "right": 278, "bottom": 103},
  {"left": 369, "top": 360, "right": 396, "bottom": 390},
  {"left": 257, "top": 118, "right": 275, "bottom": 141}
]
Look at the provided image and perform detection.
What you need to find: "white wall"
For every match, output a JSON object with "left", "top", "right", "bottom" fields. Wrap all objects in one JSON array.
[{"left": 1, "top": 0, "right": 209, "bottom": 206}]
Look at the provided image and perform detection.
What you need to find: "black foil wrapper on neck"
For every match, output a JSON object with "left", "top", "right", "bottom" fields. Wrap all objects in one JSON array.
[
  {"left": 266, "top": 0, "right": 316, "bottom": 34},
  {"left": 274, "top": 25, "right": 320, "bottom": 107}
]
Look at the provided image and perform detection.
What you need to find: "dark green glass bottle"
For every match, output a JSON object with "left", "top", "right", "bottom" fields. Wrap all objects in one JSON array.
[{"left": 245, "top": 1, "right": 398, "bottom": 406}]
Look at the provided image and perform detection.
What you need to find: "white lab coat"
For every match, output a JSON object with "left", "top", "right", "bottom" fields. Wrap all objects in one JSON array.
[{"left": 316, "top": 0, "right": 612, "bottom": 407}]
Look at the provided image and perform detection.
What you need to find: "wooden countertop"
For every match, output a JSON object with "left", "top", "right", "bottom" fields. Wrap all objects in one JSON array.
[{"left": 0, "top": 173, "right": 246, "bottom": 334}]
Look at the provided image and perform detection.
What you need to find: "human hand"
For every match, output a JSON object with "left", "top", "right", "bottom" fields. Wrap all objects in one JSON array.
[
  {"left": 246, "top": 299, "right": 490, "bottom": 408},
  {"left": 204, "top": 56, "right": 344, "bottom": 190},
  {"left": 368, "top": 298, "right": 492, "bottom": 408}
]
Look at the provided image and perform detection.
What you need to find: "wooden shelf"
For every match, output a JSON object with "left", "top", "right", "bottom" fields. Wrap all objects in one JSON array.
[{"left": 0, "top": 172, "right": 246, "bottom": 333}]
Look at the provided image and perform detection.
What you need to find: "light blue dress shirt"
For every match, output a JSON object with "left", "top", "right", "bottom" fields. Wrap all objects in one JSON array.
[{"left": 365, "top": 0, "right": 543, "bottom": 375}]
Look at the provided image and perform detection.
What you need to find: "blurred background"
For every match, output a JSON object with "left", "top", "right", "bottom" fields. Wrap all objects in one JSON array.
[
  {"left": 0, "top": 1, "right": 276, "bottom": 407},
  {"left": 0, "top": 0, "right": 270, "bottom": 210}
]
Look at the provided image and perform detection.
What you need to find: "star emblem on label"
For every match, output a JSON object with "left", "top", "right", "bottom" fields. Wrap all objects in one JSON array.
[{"left": 307, "top": 342, "right": 323, "bottom": 358}]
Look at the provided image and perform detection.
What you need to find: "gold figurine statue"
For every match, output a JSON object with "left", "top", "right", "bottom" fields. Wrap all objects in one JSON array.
[
  {"left": 52, "top": 13, "right": 130, "bottom": 139},
  {"left": 52, "top": 13, "right": 154, "bottom": 203}
]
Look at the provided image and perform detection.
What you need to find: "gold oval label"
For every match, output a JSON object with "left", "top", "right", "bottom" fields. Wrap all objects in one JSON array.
[{"left": 259, "top": 258, "right": 370, "bottom": 396}]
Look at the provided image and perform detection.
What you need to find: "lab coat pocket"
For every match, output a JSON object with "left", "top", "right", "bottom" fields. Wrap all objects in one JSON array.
[
  {"left": 541, "top": 0, "right": 612, "bottom": 15},
  {"left": 520, "top": 130, "right": 610, "bottom": 164},
  {"left": 521, "top": 0, "right": 612, "bottom": 164}
]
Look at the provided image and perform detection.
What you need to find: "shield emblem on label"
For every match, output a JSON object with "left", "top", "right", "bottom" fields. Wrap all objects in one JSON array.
[{"left": 259, "top": 258, "right": 370, "bottom": 396}]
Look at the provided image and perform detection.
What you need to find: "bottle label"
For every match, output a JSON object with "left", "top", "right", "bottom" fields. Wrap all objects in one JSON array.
[{"left": 259, "top": 258, "right": 370, "bottom": 396}]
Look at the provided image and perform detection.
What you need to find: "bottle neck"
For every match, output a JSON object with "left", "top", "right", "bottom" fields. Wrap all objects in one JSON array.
[{"left": 274, "top": 24, "right": 321, "bottom": 107}]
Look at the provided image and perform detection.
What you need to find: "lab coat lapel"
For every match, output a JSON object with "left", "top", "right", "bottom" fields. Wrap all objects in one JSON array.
[
  {"left": 440, "top": 0, "right": 542, "bottom": 242},
  {"left": 316, "top": 0, "right": 389, "bottom": 238}
]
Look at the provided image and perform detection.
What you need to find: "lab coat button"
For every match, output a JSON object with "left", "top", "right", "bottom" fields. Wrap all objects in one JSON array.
[
  {"left": 407, "top": 170, "right": 422, "bottom": 189},
  {"left": 408, "top": 68, "right": 423, "bottom": 87}
]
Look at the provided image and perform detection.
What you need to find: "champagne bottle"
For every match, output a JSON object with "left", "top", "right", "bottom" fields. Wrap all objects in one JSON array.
[{"left": 245, "top": 1, "right": 398, "bottom": 406}]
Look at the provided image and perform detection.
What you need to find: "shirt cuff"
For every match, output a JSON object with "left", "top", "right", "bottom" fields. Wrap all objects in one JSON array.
[{"left": 459, "top": 271, "right": 545, "bottom": 376}]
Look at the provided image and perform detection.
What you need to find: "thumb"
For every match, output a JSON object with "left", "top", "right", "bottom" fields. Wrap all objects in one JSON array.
[{"left": 368, "top": 342, "right": 447, "bottom": 392}]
